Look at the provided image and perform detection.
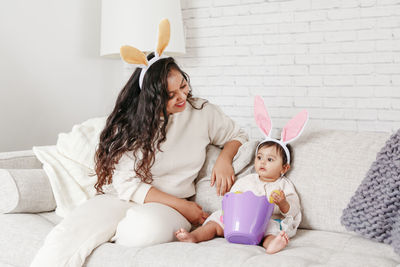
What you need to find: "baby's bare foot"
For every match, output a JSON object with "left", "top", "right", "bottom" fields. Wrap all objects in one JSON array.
[
  {"left": 175, "top": 228, "right": 197, "bottom": 243},
  {"left": 266, "top": 231, "right": 289, "bottom": 254}
]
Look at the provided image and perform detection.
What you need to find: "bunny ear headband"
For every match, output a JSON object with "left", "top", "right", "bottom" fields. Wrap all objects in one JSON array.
[
  {"left": 120, "top": 18, "right": 171, "bottom": 89},
  {"left": 254, "top": 95, "right": 309, "bottom": 164}
]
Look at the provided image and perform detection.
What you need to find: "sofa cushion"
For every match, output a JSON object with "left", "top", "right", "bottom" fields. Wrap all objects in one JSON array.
[
  {"left": 288, "top": 129, "right": 390, "bottom": 233},
  {"left": 0, "top": 213, "right": 55, "bottom": 267},
  {"left": 83, "top": 230, "right": 400, "bottom": 267},
  {"left": 0, "top": 169, "right": 56, "bottom": 213},
  {"left": 2, "top": 212, "right": 399, "bottom": 267}
]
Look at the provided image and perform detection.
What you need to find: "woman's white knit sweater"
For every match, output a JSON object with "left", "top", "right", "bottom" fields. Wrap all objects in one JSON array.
[{"left": 112, "top": 99, "right": 249, "bottom": 204}]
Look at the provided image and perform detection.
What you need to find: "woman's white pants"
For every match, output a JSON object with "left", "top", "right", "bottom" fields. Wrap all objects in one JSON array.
[{"left": 30, "top": 194, "right": 190, "bottom": 267}]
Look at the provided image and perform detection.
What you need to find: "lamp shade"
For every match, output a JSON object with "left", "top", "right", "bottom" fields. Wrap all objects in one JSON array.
[{"left": 100, "top": 0, "right": 186, "bottom": 58}]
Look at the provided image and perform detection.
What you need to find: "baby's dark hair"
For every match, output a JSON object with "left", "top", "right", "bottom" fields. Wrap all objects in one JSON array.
[{"left": 257, "top": 141, "right": 292, "bottom": 166}]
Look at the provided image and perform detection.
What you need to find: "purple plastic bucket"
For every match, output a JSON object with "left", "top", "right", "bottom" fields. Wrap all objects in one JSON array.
[{"left": 222, "top": 191, "right": 274, "bottom": 245}]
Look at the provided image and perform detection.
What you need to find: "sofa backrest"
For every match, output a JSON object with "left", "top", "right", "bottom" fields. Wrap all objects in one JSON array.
[{"left": 288, "top": 129, "right": 390, "bottom": 233}]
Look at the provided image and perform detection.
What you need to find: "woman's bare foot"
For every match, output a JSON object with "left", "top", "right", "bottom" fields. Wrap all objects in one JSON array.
[
  {"left": 265, "top": 231, "right": 289, "bottom": 254},
  {"left": 175, "top": 228, "right": 198, "bottom": 243}
]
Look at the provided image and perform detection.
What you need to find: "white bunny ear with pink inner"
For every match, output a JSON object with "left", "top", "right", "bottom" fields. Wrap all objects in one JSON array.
[
  {"left": 281, "top": 110, "right": 309, "bottom": 144},
  {"left": 254, "top": 95, "right": 272, "bottom": 138}
]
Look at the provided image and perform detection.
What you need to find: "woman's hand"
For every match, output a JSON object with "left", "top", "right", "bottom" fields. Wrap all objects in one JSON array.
[
  {"left": 211, "top": 157, "right": 235, "bottom": 196},
  {"left": 144, "top": 187, "right": 209, "bottom": 225},
  {"left": 270, "top": 190, "right": 290, "bottom": 214},
  {"left": 179, "top": 200, "right": 209, "bottom": 225},
  {"left": 210, "top": 140, "right": 242, "bottom": 196}
]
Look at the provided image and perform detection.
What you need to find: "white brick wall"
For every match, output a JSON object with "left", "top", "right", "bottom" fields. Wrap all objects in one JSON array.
[{"left": 177, "top": 0, "right": 400, "bottom": 139}]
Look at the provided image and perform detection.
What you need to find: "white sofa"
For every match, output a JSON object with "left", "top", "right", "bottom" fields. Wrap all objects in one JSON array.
[{"left": 1, "top": 129, "right": 400, "bottom": 267}]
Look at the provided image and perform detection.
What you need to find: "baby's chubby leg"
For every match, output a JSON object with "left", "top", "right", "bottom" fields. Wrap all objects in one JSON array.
[
  {"left": 262, "top": 231, "right": 289, "bottom": 254},
  {"left": 176, "top": 221, "right": 224, "bottom": 243}
]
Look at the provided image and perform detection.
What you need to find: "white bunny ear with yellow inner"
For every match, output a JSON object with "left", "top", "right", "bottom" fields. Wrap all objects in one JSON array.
[{"left": 155, "top": 19, "right": 171, "bottom": 58}]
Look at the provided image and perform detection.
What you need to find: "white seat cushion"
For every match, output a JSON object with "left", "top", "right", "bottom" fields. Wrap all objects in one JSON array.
[{"left": 102, "top": 229, "right": 400, "bottom": 267}]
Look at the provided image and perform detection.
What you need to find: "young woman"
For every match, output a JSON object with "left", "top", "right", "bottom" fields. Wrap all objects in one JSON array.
[
  {"left": 30, "top": 53, "right": 248, "bottom": 267},
  {"left": 95, "top": 54, "right": 249, "bottom": 225}
]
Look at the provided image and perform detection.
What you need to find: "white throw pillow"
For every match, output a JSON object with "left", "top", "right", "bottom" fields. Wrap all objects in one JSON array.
[{"left": 113, "top": 202, "right": 191, "bottom": 247}]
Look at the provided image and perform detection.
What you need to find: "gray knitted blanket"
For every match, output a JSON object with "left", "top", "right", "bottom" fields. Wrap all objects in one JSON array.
[{"left": 341, "top": 129, "right": 400, "bottom": 255}]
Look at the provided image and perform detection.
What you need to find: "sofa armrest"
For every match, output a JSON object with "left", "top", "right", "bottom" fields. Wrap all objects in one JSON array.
[
  {"left": 0, "top": 150, "right": 43, "bottom": 169},
  {"left": 0, "top": 169, "right": 56, "bottom": 213}
]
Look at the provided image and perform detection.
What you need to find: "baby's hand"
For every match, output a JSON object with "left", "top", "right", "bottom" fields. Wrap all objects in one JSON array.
[
  {"left": 269, "top": 190, "right": 290, "bottom": 214},
  {"left": 269, "top": 190, "right": 285, "bottom": 204}
]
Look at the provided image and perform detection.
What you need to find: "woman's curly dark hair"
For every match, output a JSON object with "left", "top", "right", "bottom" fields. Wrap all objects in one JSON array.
[{"left": 94, "top": 54, "right": 204, "bottom": 193}]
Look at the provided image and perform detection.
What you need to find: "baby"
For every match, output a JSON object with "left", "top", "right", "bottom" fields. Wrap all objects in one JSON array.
[
  {"left": 175, "top": 95, "right": 307, "bottom": 254},
  {"left": 175, "top": 140, "right": 301, "bottom": 254}
]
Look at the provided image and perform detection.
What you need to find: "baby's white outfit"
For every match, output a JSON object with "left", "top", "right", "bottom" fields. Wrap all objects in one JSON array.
[{"left": 204, "top": 173, "right": 301, "bottom": 238}]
